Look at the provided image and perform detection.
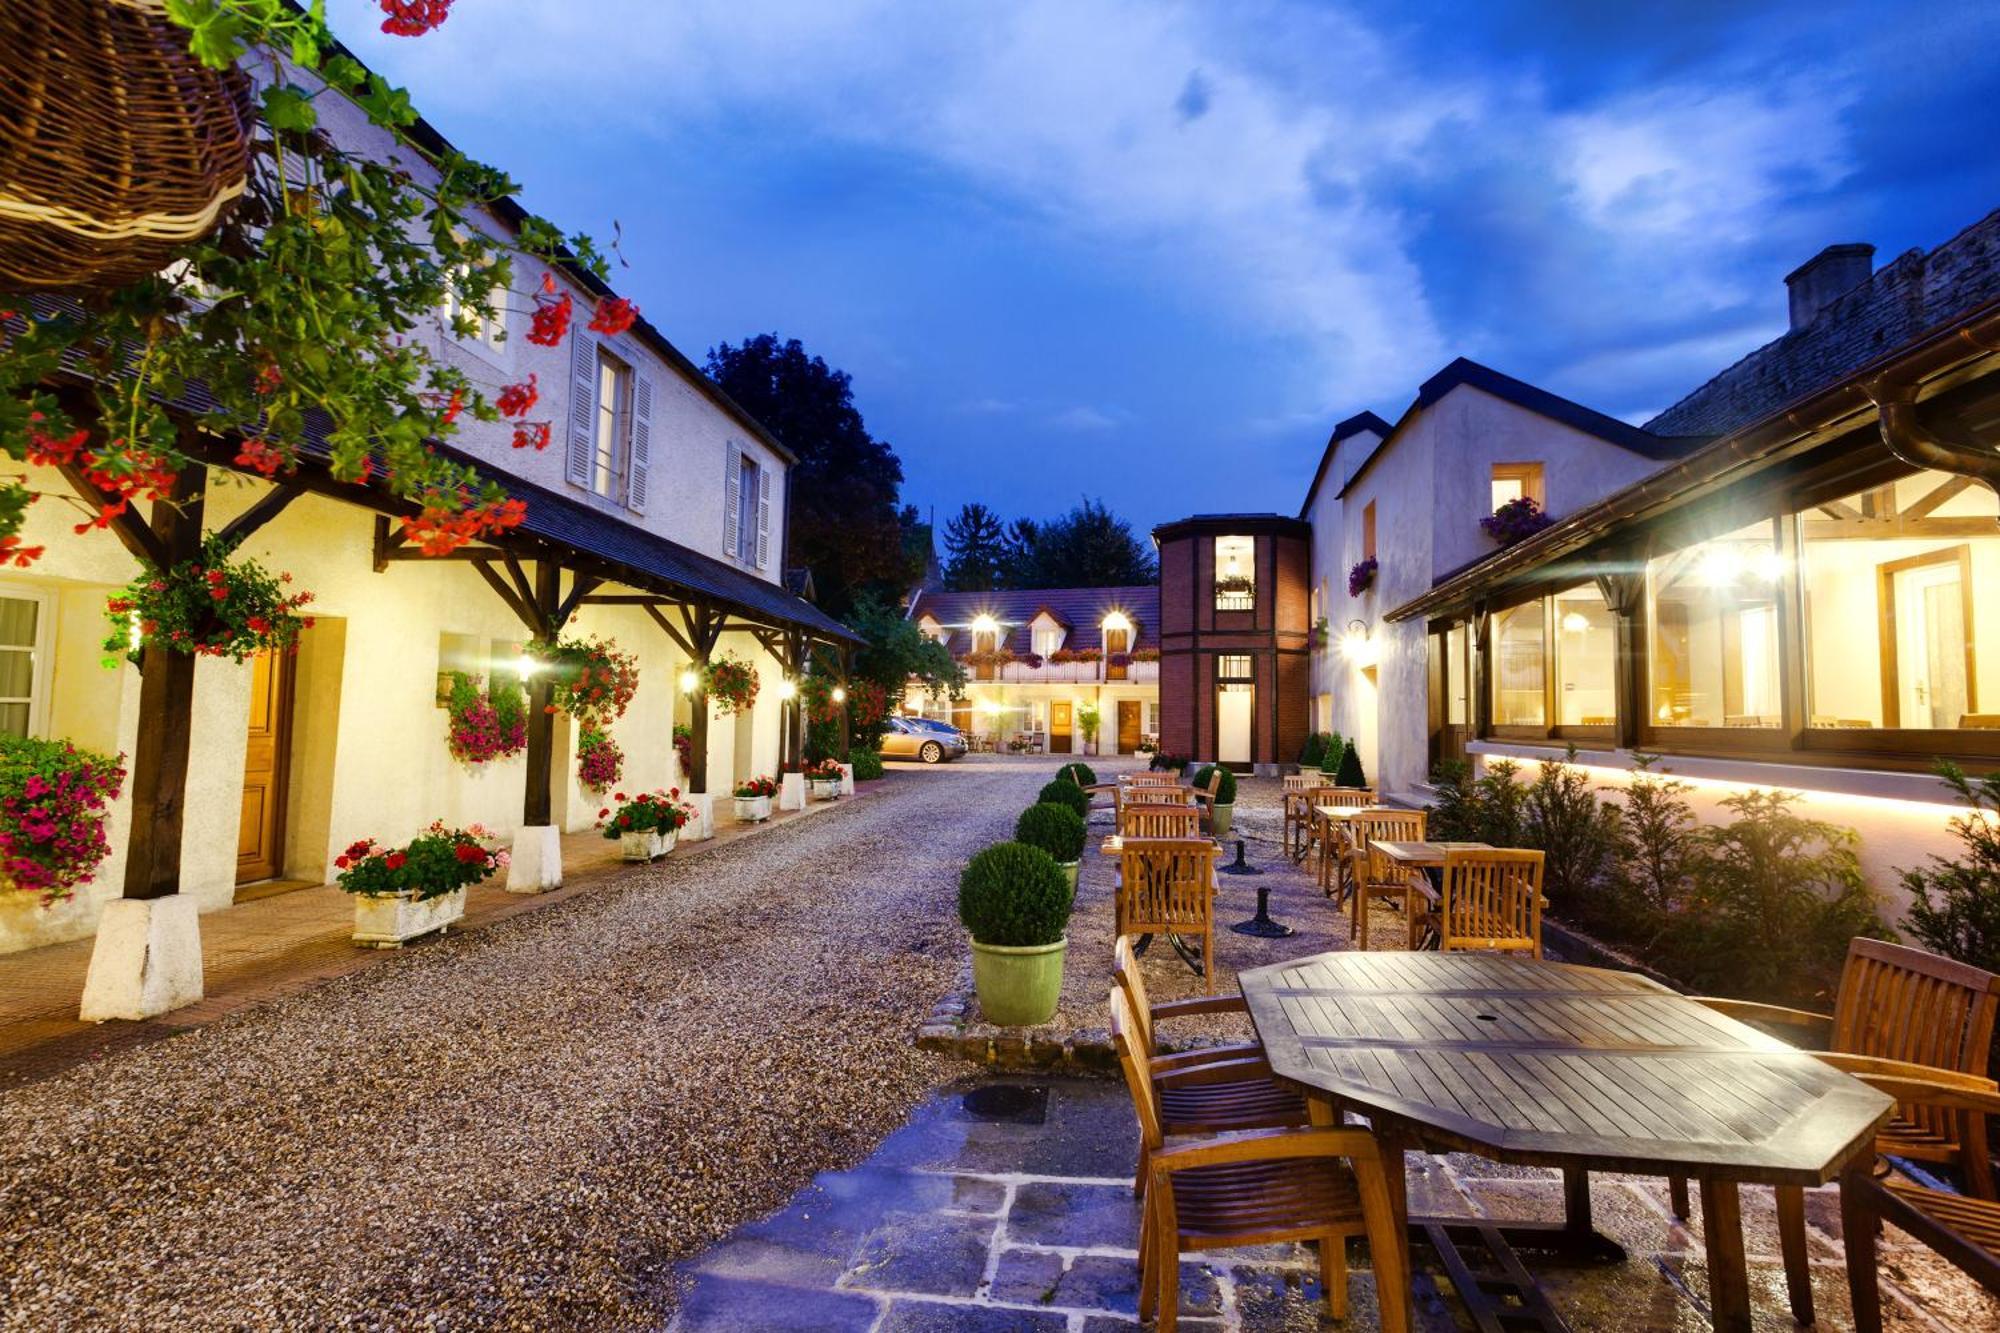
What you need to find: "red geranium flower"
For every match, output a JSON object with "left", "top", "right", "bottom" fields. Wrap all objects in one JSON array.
[
  {"left": 496, "top": 374, "right": 539, "bottom": 417},
  {"left": 588, "top": 297, "right": 638, "bottom": 336},
  {"left": 527, "top": 291, "right": 572, "bottom": 347},
  {"left": 379, "top": 0, "right": 453, "bottom": 37},
  {"left": 510, "top": 422, "right": 552, "bottom": 451}
]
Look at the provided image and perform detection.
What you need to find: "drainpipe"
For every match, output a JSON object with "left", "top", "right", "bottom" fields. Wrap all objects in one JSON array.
[{"left": 1863, "top": 369, "right": 2000, "bottom": 505}]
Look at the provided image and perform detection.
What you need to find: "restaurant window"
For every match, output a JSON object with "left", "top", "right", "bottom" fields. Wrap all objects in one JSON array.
[
  {"left": 592, "top": 348, "right": 631, "bottom": 499},
  {"left": 1216, "top": 654, "right": 1253, "bottom": 680},
  {"left": 1491, "top": 599, "right": 1546, "bottom": 727},
  {"left": 1647, "top": 517, "right": 1783, "bottom": 729},
  {"left": 1214, "top": 535, "right": 1255, "bottom": 610},
  {"left": 1800, "top": 470, "right": 2000, "bottom": 731},
  {"left": 1491, "top": 463, "right": 1545, "bottom": 512},
  {"left": 1553, "top": 584, "right": 1615, "bottom": 728},
  {"left": 1445, "top": 622, "right": 1469, "bottom": 726}
]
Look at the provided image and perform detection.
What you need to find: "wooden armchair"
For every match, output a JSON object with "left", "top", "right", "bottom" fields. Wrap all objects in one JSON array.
[
  {"left": 1838, "top": 1065, "right": 2000, "bottom": 1333},
  {"left": 1310, "top": 788, "right": 1380, "bottom": 891},
  {"left": 1346, "top": 809, "right": 1426, "bottom": 951},
  {"left": 1119, "top": 803, "right": 1201, "bottom": 839},
  {"left": 1117, "top": 838, "right": 1219, "bottom": 993},
  {"left": 1111, "top": 990, "right": 1408, "bottom": 1333},
  {"left": 1417, "top": 848, "right": 1545, "bottom": 957},
  {"left": 1670, "top": 938, "right": 1999, "bottom": 1211}
]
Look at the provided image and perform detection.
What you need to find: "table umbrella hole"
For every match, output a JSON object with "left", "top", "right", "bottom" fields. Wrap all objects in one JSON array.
[{"left": 959, "top": 1084, "right": 1050, "bottom": 1124}]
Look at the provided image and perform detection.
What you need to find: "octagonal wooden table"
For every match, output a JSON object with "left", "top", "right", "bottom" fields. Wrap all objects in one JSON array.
[{"left": 1238, "top": 951, "right": 1894, "bottom": 1333}]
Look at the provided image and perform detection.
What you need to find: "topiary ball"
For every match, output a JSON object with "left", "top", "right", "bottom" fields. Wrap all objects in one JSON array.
[
  {"left": 1015, "top": 801, "right": 1087, "bottom": 864},
  {"left": 1037, "top": 779, "right": 1090, "bottom": 818},
  {"left": 958, "top": 841, "right": 1074, "bottom": 946},
  {"left": 850, "top": 748, "right": 884, "bottom": 781},
  {"left": 1056, "top": 761, "right": 1097, "bottom": 788},
  {"left": 1193, "top": 764, "right": 1237, "bottom": 805}
]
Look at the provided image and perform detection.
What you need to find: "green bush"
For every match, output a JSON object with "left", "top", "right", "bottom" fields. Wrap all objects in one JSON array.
[
  {"left": 1056, "top": 761, "right": 1097, "bottom": 788},
  {"left": 1319, "top": 730, "right": 1345, "bottom": 775},
  {"left": 1524, "top": 749, "right": 1623, "bottom": 915},
  {"left": 1150, "top": 753, "right": 1190, "bottom": 773},
  {"left": 958, "top": 842, "right": 1074, "bottom": 946},
  {"left": 1611, "top": 754, "right": 1699, "bottom": 917},
  {"left": 1902, "top": 763, "right": 2000, "bottom": 975},
  {"left": 1193, "top": 764, "right": 1237, "bottom": 805},
  {"left": 1037, "top": 779, "right": 1090, "bottom": 818},
  {"left": 1299, "top": 732, "right": 1332, "bottom": 768},
  {"left": 1015, "top": 801, "right": 1087, "bottom": 863},
  {"left": 1334, "top": 740, "right": 1366, "bottom": 788},
  {"left": 849, "top": 748, "right": 884, "bottom": 781}
]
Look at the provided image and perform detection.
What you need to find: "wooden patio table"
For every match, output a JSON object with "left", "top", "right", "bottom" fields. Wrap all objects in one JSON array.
[{"left": 1238, "top": 951, "right": 1893, "bottom": 1333}]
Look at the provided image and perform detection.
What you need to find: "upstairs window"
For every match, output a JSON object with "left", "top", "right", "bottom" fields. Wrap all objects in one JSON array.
[
  {"left": 1490, "top": 463, "right": 1545, "bottom": 512},
  {"left": 592, "top": 350, "right": 630, "bottom": 498},
  {"left": 1362, "top": 502, "right": 1377, "bottom": 561},
  {"left": 565, "top": 337, "right": 652, "bottom": 511},
  {"left": 723, "top": 446, "right": 771, "bottom": 568},
  {"left": 1214, "top": 535, "right": 1255, "bottom": 610},
  {"left": 442, "top": 260, "right": 506, "bottom": 353},
  {"left": 1031, "top": 621, "right": 1064, "bottom": 658}
]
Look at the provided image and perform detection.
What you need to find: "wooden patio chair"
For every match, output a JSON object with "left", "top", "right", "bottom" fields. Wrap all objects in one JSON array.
[
  {"left": 1303, "top": 787, "right": 1378, "bottom": 886},
  {"left": 1837, "top": 1063, "right": 2000, "bottom": 1333},
  {"left": 1192, "top": 768, "right": 1229, "bottom": 832},
  {"left": 1119, "top": 803, "right": 1201, "bottom": 839},
  {"left": 1124, "top": 772, "right": 1182, "bottom": 788},
  {"left": 1113, "top": 936, "right": 1263, "bottom": 1067},
  {"left": 1111, "top": 990, "right": 1409, "bottom": 1333},
  {"left": 1117, "top": 838, "right": 1219, "bottom": 993},
  {"left": 1667, "top": 937, "right": 1999, "bottom": 1219},
  {"left": 1345, "top": 809, "right": 1426, "bottom": 951},
  {"left": 1415, "top": 848, "right": 1545, "bottom": 957}
]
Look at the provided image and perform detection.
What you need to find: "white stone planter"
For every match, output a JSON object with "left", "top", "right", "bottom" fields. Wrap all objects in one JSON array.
[
  {"left": 779, "top": 772, "right": 806, "bottom": 811},
  {"left": 808, "top": 777, "right": 841, "bottom": 802},
  {"left": 734, "top": 794, "right": 772, "bottom": 822},
  {"left": 352, "top": 887, "right": 466, "bottom": 948},
  {"left": 838, "top": 763, "right": 856, "bottom": 795},
  {"left": 619, "top": 828, "right": 677, "bottom": 861}
]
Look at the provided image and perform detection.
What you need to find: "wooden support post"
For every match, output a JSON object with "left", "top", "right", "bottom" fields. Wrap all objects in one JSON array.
[
  {"left": 1594, "top": 569, "right": 1645, "bottom": 751},
  {"left": 121, "top": 468, "right": 208, "bottom": 901},
  {"left": 522, "top": 560, "right": 560, "bottom": 827},
  {"left": 837, "top": 645, "right": 852, "bottom": 762}
]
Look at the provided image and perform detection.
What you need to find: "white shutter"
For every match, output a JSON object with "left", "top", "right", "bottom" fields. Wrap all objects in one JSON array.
[
  {"left": 566, "top": 334, "right": 596, "bottom": 489},
  {"left": 755, "top": 463, "right": 772, "bottom": 569},
  {"left": 722, "top": 445, "right": 741, "bottom": 559},
  {"left": 625, "top": 371, "right": 652, "bottom": 511}
]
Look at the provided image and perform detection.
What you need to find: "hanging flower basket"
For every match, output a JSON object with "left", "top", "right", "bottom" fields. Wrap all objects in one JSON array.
[
  {"left": 576, "top": 728, "right": 623, "bottom": 793},
  {"left": 102, "top": 535, "right": 314, "bottom": 663},
  {"left": 1348, "top": 557, "right": 1378, "bottom": 597},
  {"left": 703, "top": 655, "right": 760, "bottom": 716},
  {"left": 443, "top": 672, "right": 527, "bottom": 766},
  {"left": 0, "top": 0, "right": 255, "bottom": 290},
  {"left": 527, "top": 635, "right": 638, "bottom": 727}
]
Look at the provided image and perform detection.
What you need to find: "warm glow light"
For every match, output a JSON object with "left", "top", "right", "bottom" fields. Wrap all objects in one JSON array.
[
  {"left": 831, "top": 686, "right": 847, "bottom": 704},
  {"left": 678, "top": 669, "right": 700, "bottom": 694},
  {"left": 514, "top": 655, "right": 540, "bottom": 680},
  {"left": 1340, "top": 629, "right": 1379, "bottom": 669},
  {"left": 1694, "top": 544, "right": 1745, "bottom": 586},
  {"left": 775, "top": 678, "right": 797, "bottom": 701},
  {"left": 976, "top": 698, "right": 1007, "bottom": 714},
  {"left": 1561, "top": 611, "right": 1591, "bottom": 634},
  {"left": 1102, "top": 611, "right": 1133, "bottom": 633},
  {"left": 1749, "top": 548, "right": 1788, "bottom": 583},
  {"left": 970, "top": 614, "right": 999, "bottom": 635}
]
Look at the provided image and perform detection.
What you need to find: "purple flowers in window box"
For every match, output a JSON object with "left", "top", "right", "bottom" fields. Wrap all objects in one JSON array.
[
  {"left": 1347, "top": 557, "right": 1378, "bottom": 598},
  {"left": 1481, "top": 496, "right": 1555, "bottom": 547}
]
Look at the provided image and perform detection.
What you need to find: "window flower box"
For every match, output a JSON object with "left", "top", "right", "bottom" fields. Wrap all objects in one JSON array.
[{"left": 618, "top": 828, "right": 677, "bottom": 861}]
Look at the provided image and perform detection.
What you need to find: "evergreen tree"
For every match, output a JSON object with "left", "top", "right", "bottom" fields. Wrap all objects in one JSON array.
[{"left": 942, "top": 502, "right": 1008, "bottom": 590}]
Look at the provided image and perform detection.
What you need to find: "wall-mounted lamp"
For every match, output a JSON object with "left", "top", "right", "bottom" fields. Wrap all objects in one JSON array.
[
  {"left": 775, "top": 678, "right": 798, "bottom": 701},
  {"left": 970, "top": 613, "right": 999, "bottom": 635},
  {"left": 831, "top": 686, "right": 847, "bottom": 704},
  {"left": 678, "top": 668, "right": 700, "bottom": 694},
  {"left": 1339, "top": 619, "right": 1378, "bottom": 669},
  {"left": 513, "top": 654, "right": 541, "bottom": 680},
  {"left": 1560, "top": 611, "right": 1591, "bottom": 634}
]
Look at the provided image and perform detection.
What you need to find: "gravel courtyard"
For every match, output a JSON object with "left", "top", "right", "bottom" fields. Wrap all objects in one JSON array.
[{"left": 0, "top": 759, "right": 1057, "bottom": 1330}]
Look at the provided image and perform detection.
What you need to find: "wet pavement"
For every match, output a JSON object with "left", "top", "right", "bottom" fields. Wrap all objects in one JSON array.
[{"left": 670, "top": 1073, "right": 2000, "bottom": 1331}]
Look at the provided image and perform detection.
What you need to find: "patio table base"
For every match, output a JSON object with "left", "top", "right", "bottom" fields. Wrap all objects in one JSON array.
[{"left": 1229, "top": 882, "right": 1294, "bottom": 938}]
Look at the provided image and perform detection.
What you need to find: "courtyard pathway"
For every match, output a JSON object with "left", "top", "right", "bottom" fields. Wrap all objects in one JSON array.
[{"left": 0, "top": 759, "right": 1053, "bottom": 1329}]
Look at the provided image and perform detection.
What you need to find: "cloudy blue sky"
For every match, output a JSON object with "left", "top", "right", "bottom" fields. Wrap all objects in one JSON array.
[{"left": 348, "top": 1, "right": 2000, "bottom": 534}]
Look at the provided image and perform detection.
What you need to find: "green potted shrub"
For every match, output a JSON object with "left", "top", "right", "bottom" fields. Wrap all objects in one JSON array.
[
  {"left": 1016, "top": 801, "right": 1088, "bottom": 891},
  {"left": 1193, "top": 764, "right": 1238, "bottom": 836},
  {"left": 959, "top": 841, "right": 1075, "bottom": 1025},
  {"left": 1076, "top": 703, "right": 1102, "bottom": 756},
  {"left": 1335, "top": 739, "right": 1367, "bottom": 789},
  {"left": 1318, "top": 730, "right": 1344, "bottom": 780},
  {"left": 850, "top": 748, "right": 884, "bottom": 782},
  {"left": 1037, "top": 778, "right": 1090, "bottom": 819},
  {"left": 1056, "top": 761, "right": 1097, "bottom": 788}
]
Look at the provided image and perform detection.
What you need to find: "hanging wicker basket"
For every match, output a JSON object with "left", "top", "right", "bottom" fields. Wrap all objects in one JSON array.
[{"left": 0, "top": 0, "right": 253, "bottom": 291}]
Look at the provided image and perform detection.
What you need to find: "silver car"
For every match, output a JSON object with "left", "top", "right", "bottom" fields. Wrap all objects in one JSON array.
[{"left": 880, "top": 715, "right": 968, "bottom": 764}]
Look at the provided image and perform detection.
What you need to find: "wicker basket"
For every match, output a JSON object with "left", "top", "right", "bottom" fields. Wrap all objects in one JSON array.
[{"left": 0, "top": 0, "right": 253, "bottom": 290}]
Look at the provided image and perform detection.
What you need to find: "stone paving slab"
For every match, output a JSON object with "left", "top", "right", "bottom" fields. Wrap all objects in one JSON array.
[{"left": 672, "top": 1072, "right": 1999, "bottom": 1332}]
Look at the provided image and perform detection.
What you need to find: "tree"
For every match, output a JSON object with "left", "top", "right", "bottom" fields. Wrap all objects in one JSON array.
[
  {"left": 1010, "top": 498, "right": 1157, "bottom": 588},
  {"left": 844, "top": 594, "right": 965, "bottom": 706},
  {"left": 943, "top": 503, "right": 1008, "bottom": 590},
  {"left": 1000, "top": 517, "right": 1041, "bottom": 589},
  {"left": 705, "top": 335, "right": 921, "bottom": 615}
]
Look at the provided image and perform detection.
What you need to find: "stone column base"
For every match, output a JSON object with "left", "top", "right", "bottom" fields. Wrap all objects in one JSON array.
[
  {"left": 507, "top": 825, "right": 563, "bottom": 893},
  {"left": 683, "top": 793, "right": 715, "bottom": 841},
  {"left": 79, "top": 895, "right": 204, "bottom": 1022},
  {"left": 779, "top": 772, "right": 806, "bottom": 811},
  {"left": 837, "top": 763, "right": 856, "bottom": 796}
]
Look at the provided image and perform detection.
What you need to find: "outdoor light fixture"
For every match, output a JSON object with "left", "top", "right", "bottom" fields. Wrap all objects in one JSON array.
[
  {"left": 678, "top": 669, "right": 700, "bottom": 694},
  {"left": 1749, "top": 548, "right": 1787, "bottom": 583},
  {"left": 970, "top": 613, "right": 999, "bottom": 635},
  {"left": 1694, "top": 544, "right": 1746, "bottom": 587},
  {"left": 513, "top": 654, "right": 540, "bottom": 680},
  {"left": 1339, "top": 619, "right": 1378, "bottom": 669},
  {"left": 1561, "top": 611, "right": 1591, "bottom": 634},
  {"left": 1102, "top": 611, "right": 1133, "bottom": 633},
  {"left": 775, "top": 678, "right": 798, "bottom": 701},
  {"left": 831, "top": 686, "right": 847, "bottom": 704}
]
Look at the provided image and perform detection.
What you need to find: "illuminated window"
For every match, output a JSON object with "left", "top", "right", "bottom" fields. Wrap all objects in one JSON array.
[
  {"left": 1800, "top": 470, "right": 2000, "bottom": 730},
  {"left": 1031, "top": 621, "right": 1064, "bottom": 658},
  {"left": 1217, "top": 654, "right": 1253, "bottom": 679},
  {"left": 593, "top": 348, "right": 631, "bottom": 498},
  {"left": 1491, "top": 463, "right": 1545, "bottom": 512},
  {"left": 1214, "top": 535, "right": 1256, "bottom": 610},
  {"left": 1647, "top": 518, "right": 1783, "bottom": 728},
  {"left": 1553, "top": 584, "right": 1615, "bottom": 727},
  {"left": 1445, "top": 623, "right": 1468, "bottom": 725},
  {"left": 1492, "top": 600, "right": 1546, "bottom": 726},
  {"left": 1362, "top": 502, "right": 1377, "bottom": 561},
  {"left": 0, "top": 589, "right": 51, "bottom": 737}
]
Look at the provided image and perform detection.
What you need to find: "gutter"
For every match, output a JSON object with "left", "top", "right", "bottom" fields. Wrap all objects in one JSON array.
[{"left": 1386, "top": 298, "right": 2000, "bottom": 624}]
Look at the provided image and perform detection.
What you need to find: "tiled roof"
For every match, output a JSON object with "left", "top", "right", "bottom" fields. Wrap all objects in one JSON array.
[
  {"left": 1646, "top": 208, "right": 2000, "bottom": 437},
  {"left": 907, "top": 584, "right": 1159, "bottom": 655}
]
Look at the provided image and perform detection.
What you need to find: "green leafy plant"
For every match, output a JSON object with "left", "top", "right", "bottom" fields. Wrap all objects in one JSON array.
[
  {"left": 1319, "top": 731, "right": 1345, "bottom": 776},
  {"left": 1150, "top": 753, "right": 1189, "bottom": 773},
  {"left": 850, "top": 748, "right": 885, "bottom": 782},
  {"left": 1334, "top": 740, "right": 1366, "bottom": 789},
  {"left": 1037, "top": 778, "right": 1090, "bottom": 819},
  {"left": 596, "top": 790, "right": 693, "bottom": 840},
  {"left": 1299, "top": 731, "right": 1332, "bottom": 768},
  {"left": 0, "top": 737, "right": 127, "bottom": 905},
  {"left": 1612, "top": 754, "right": 1700, "bottom": 917},
  {"left": 1426, "top": 760, "right": 1479, "bottom": 841},
  {"left": 443, "top": 671, "right": 527, "bottom": 766},
  {"left": 702, "top": 655, "right": 760, "bottom": 716},
  {"left": 335, "top": 821, "right": 507, "bottom": 902},
  {"left": 1193, "top": 764, "right": 1237, "bottom": 805},
  {"left": 1903, "top": 763, "right": 2000, "bottom": 975},
  {"left": 958, "top": 842, "right": 1074, "bottom": 947},
  {"left": 1524, "top": 748, "right": 1623, "bottom": 914},
  {"left": 1076, "top": 703, "right": 1102, "bottom": 747},
  {"left": 1015, "top": 802, "right": 1087, "bottom": 864},
  {"left": 1056, "top": 761, "right": 1096, "bottom": 787}
]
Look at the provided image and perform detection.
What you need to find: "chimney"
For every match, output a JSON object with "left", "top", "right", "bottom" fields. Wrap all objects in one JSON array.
[{"left": 1784, "top": 243, "right": 1874, "bottom": 332}]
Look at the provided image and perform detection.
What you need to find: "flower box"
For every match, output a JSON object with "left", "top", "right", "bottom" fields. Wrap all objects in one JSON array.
[
  {"left": 808, "top": 777, "right": 841, "bottom": 802},
  {"left": 734, "top": 794, "right": 772, "bottom": 822},
  {"left": 352, "top": 887, "right": 465, "bottom": 948},
  {"left": 619, "top": 828, "right": 677, "bottom": 861}
]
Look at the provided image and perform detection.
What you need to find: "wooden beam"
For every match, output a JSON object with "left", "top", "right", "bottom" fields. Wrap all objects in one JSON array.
[
  {"left": 579, "top": 594, "right": 672, "bottom": 606},
  {"left": 643, "top": 603, "right": 697, "bottom": 659},
  {"left": 56, "top": 462, "right": 169, "bottom": 568},
  {"left": 523, "top": 560, "right": 560, "bottom": 826},
  {"left": 502, "top": 553, "right": 537, "bottom": 616},
  {"left": 372, "top": 515, "right": 405, "bottom": 572},
  {"left": 553, "top": 573, "right": 603, "bottom": 631},
  {"left": 472, "top": 558, "right": 545, "bottom": 637},
  {"left": 1801, "top": 516, "right": 2000, "bottom": 540},
  {"left": 214, "top": 483, "right": 304, "bottom": 550},
  {"left": 122, "top": 467, "right": 207, "bottom": 900},
  {"left": 1903, "top": 474, "right": 1973, "bottom": 520}
]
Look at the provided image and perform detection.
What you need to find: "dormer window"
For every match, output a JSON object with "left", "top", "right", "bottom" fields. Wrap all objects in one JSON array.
[{"left": 1031, "top": 616, "right": 1065, "bottom": 659}]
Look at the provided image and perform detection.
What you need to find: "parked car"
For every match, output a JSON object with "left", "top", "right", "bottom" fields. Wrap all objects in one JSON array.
[{"left": 881, "top": 715, "right": 968, "bottom": 764}]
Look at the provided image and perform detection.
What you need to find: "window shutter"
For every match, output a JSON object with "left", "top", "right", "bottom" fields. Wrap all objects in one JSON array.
[
  {"left": 566, "top": 334, "right": 596, "bottom": 489},
  {"left": 625, "top": 371, "right": 653, "bottom": 511},
  {"left": 755, "top": 463, "right": 772, "bottom": 569},
  {"left": 723, "top": 444, "right": 741, "bottom": 558}
]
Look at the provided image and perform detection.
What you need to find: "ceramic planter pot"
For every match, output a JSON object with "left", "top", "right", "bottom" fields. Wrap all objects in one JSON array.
[
  {"left": 808, "top": 777, "right": 841, "bottom": 801},
  {"left": 1210, "top": 803, "right": 1234, "bottom": 838},
  {"left": 1059, "top": 860, "right": 1080, "bottom": 893},
  {"left": 352, "top": 886, "right": 465, "bottom": 948},
  {"left": 734, "top": 794, "right": 772, "bottom": 822},
  {"left": 969, "top": 937, "right": 1068, "bottom": 1026}
]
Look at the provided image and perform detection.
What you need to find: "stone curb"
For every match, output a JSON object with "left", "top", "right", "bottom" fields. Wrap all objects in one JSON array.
[{"left": 915, "top": 968, "right": 1240, "bottom": 1073}]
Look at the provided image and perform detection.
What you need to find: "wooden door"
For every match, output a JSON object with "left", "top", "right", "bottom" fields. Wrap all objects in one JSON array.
[
  {"left": 1050, "top": 700, "right": 1073, "bottom": 754},
  {"left": 237, "top": 649, "right": 295, "bottom": 883},
  {"left": 1116, "top": 700, "right": 1141, "bottom": 754}
]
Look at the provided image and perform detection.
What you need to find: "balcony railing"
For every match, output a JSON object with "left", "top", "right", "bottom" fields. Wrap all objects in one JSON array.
[{"left": 964, "top": 659, "right": 1160, "bottom": 685}]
